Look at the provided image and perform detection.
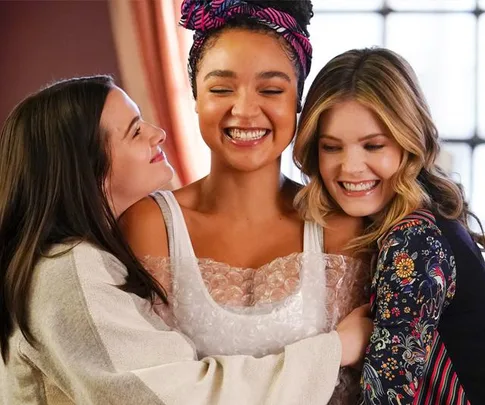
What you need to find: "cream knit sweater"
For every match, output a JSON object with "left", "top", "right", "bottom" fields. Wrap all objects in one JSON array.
[{"left": 1, "top": 242, "right": 341, "bottom": 405}]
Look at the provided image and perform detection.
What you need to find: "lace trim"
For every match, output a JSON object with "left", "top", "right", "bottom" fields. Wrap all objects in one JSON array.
[{"left": 145, "top": 253, "right": 370, "bottom": 404}]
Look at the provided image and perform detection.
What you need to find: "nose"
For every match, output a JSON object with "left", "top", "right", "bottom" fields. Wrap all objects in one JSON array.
[
  {"left": 149, "top": 125, "right": 166, "bottom": 146},
  {"left": 341, "top": 147, "right": 366, "bottom": 175},
  {"left": 231, "top": 90, "right": 260, "bottom": 118}
]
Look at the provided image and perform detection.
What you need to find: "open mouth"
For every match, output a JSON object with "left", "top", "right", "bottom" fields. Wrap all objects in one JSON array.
[
  {"left": 224, "top": 128, "right": 270, "bottom": 142},
  {"left": 338, "top": 180, "right": 380, "bottom": 193}
]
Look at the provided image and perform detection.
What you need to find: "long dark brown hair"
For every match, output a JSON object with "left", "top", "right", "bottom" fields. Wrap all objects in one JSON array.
[{"left": 0, "top": 76, "right": 167, "bottom": 362}]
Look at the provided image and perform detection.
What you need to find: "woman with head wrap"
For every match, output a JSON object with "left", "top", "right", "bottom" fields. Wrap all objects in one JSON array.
[
  {"left": 122, "top": 1, "right": 373, "bottom": 403},
  {"left": 0, "top": 4, "right": 370, "bottom": 404}
]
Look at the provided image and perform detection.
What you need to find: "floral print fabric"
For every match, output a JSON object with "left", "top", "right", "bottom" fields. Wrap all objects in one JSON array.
[{"left": 361, "top": 211, "right": 456, "bottom": 404}]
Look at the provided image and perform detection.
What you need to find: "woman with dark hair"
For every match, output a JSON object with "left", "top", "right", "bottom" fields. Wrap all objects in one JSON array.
[
  {"left": 121, "top": 1, "right": 373, "bottom": 403},
  {"left": 1, "top": 75, "right": 369, "bottom": 405}
]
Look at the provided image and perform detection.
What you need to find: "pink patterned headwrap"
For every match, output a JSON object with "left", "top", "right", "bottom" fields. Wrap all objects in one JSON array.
[{"left": 180, "top": 0, "right": 313, "bottom": 80}]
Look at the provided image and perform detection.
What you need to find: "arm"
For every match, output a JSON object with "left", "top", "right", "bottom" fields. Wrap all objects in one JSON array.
[
  {"left": 21, "top": 243, "right": 342, "bottom": 405},
  {"left": 360, "top": 219, "right": 455, "bottom": 404}
]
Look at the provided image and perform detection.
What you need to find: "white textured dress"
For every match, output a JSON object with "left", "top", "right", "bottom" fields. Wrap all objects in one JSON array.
[{"left": 147, "top": 190, "right": 370, "bottom": 403}]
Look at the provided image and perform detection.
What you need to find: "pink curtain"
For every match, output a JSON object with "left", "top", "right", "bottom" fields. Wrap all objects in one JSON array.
[{"left": 109, "top": 0, "right": 202, "bottom": 187}]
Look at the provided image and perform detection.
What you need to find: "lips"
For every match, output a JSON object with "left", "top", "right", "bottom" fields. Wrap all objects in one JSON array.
[
  {"left": 150, "top": 147, "right": 166, "bottom": 163},
  {"left": 225, "top": 128, "right": 268, "bottom": 140},
  {"left": 340, "top": 180, "right": 379, "bottom": 192},
  {"left": 337, "top": 180, "right": 380, "bottom": 196},
  {"left": 222, "top": 127, "right": 271, "bottom": 148}
]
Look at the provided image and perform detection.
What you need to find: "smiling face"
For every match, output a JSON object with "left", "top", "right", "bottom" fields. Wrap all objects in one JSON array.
[
  {"left": 194, "top": 28, "right": 299, "bottom": 172},
  {"left": 318, "top": 99, "right": 403, "bottom": 218},
  {"left": 101, "top": 87, "right": 174, "bottom": 216}
]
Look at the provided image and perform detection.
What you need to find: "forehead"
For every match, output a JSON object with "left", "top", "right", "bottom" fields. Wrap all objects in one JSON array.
[
  {"left": 197, "top": 28, "right": 297, "bottom": 79},
  {"left": 100, "top": 87, "right": 139, "bottom": 134},
  {"left": 320, "top": 100, "right": 389, "bottom": 138}
]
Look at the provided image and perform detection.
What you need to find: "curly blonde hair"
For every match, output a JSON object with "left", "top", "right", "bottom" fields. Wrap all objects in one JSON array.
[{"left": 293, "top": 47, "right": 484, "bottom": 253}]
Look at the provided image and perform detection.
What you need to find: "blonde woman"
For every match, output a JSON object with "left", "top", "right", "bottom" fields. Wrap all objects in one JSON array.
[{"left": 294, "top": 48, "right": 485, "bottom": 404}]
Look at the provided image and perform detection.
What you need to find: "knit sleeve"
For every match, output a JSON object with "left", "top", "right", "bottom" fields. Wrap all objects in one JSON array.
[
  {"left": 360, "top": 217, "right": 456, "bottom": 404},
  {"left": 20, "top": 243, "right": 342, "bottom": 405}
]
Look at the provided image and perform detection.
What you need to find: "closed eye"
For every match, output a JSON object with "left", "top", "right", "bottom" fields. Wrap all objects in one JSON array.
[
  {"left": 260, "top": 89, "right": 284, "bottom": 95},
  {"left": 321, "top": 144, "right": 341, "bottom": 152},
  {"left": 365, "top": 144, "right": 384, "bottom": 151},
  {"left": 210, "top": 88, "right": 232, "bottom": 94}
]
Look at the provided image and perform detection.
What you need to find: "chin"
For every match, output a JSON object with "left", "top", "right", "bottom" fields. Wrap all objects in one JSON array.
[
  {"left": 337, "top": 204, "right": 375, "bottom": 218},
  {"left": 157, "top": 166, "right": 175, "bottom": 188},
  {"left": 224, "top": 158, "right": 268, "bottom": 172},
  {"left": 343, "top": 210, "right": 370, "bottom": 218}
]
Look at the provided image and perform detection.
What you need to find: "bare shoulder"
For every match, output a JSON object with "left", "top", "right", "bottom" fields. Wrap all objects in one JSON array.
[
  {"left": 118, "top": 196, "right": 168, "bottom": 257},
  {"left": 172, "top": 178, "right": 204, "bottom": 210}
]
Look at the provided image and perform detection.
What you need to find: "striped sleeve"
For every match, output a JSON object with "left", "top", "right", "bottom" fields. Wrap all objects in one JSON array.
[{"left": 413, "top": 334, "right": 469, "bottom": 404}]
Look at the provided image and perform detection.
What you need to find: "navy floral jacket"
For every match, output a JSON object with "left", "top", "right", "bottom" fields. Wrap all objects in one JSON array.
[{"left": 360, "top": 210, "right": 462, "bottom": 404}]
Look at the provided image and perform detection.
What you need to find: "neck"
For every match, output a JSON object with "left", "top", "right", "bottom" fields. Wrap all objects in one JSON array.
[
  {"left": 108, "top": 192, "right": 131, "bottom": 220},
  {"left": 197, "top": 158, "right": 297, "bottom": 222}
]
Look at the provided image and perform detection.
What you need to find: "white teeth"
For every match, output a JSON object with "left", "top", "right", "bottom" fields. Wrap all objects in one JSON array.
[
  {"left": 342, "top": 181, "right": 378, "bottom": 192},
  {"left": 227, "top": 128, "right": 267, "bottom": 140}
]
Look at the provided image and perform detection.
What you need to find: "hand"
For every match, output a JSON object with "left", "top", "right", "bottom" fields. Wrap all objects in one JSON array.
[{"left": 336, "top": 303, "right": 373, "bottom": 368}]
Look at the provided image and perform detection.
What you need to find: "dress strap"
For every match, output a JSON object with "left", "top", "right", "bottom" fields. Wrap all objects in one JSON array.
[
  {"left": 150, "top": 190, "right": 196, "bottom": 258},
  {"left": 303, "top": 220, "right": 324, "bottom": 253}
]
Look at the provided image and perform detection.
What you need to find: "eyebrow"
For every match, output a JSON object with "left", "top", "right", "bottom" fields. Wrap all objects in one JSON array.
[
  {"left": 256, "top": 71, "right": 291, "bottom": 82},
  {"left": 203, "top": 70, "right": 291, "bottom": 82},
  {"left": 203, "top": 70, "right": 237, "bottom": 81},
  {"left": 124, "top": 115, "right": 140, "bottom": 139},
  {"left": 319, "top": 133, "right": 387, "bottom": 141}
]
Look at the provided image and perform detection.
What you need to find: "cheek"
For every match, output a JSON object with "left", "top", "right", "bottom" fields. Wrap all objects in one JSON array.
[
  {"left": 271, "top": 92, "right": 298, "bottom": 119},
  {"left": 197, "top": 97, "right": 226, "bottom": 124},
  {"left": 378, "top": 151, "right": 402, "bottom": 179},
  {"left": 318, "top": 155, "right": 335, "bottom": 184},
  {"left": 275, "top": 109, "right": 296, "bottom": 132},
  {"left": 273, "top": 98, "right": 297, "bottom": 116},
  {"left": 111, "top": 146, "right": 148, "bottom": 178}
]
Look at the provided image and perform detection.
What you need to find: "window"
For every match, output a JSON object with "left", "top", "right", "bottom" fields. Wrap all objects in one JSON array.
[{"left": 282, "top": 0, "right": 485, "bottom": 227}]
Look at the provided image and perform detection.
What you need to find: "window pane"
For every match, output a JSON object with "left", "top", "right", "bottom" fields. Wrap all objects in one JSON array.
[
  {"left": 314, "top": 0, "right": 383, "bottom": 11},
  {"left": 479, "top": 15, "right": 485, "bottom": 138},
  {"left": 306, "top": 13, "right": 383, "bottom": 91},
  {"left": 439, "top": 143, "right": 472, "bottom": 200},
  {"left": 389, "top": 0, "right": 475, "bottom": 10},
  {"left": 387, "top": 14, "right": 476, "bottom": 139},
  {"left": 472, "top": 145, "right": 485, "bottom": 228}
]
